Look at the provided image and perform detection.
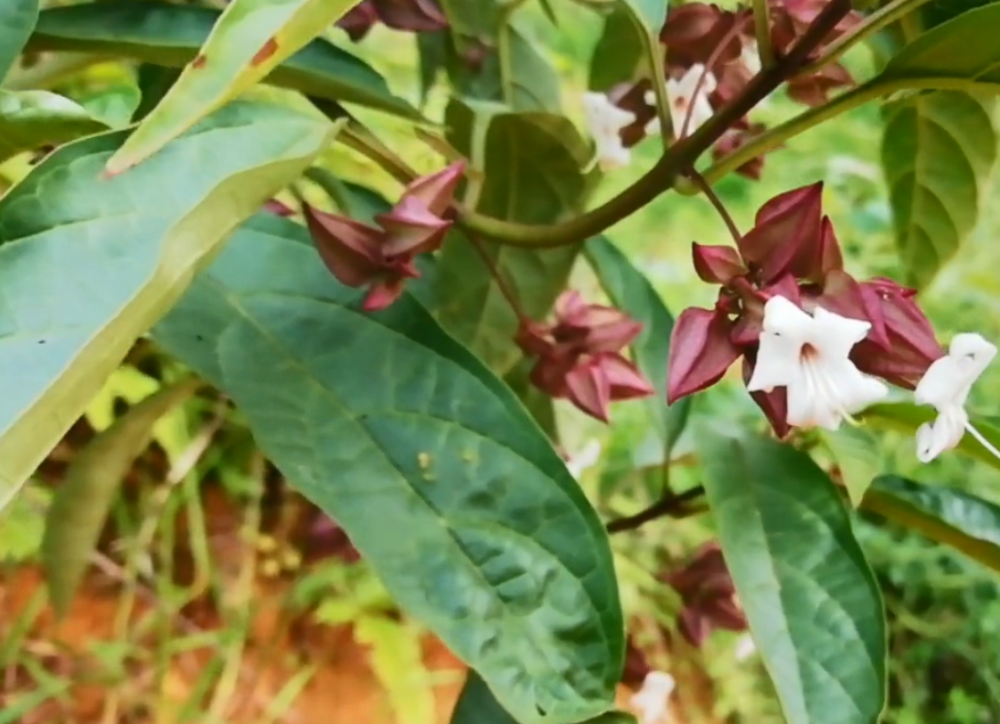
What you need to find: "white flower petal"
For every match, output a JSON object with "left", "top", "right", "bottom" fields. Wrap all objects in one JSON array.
[
  {"left": 916, "top": 406, "right": 968, "bottom": 463},
  {"left": 749, "top": 295, "right": 887, "bottom": 430},
  {"left": 665, "top": 65, "right": 717, "bottom": 138},
  {"left": 566, "top": 439, "right": 602, "bottom": 479},
  {"left": 582, "top": 92, "right": 636, "bottom": 170},
  {"left": 810, "top": 306, "right": 871, "bottom": 359},
  {"left": 747, "top": 330, "right": 804, "bottom": 392},
  {"left": 913, "top": 332, "right": 996, "bottom": 463},
  {"left": 630, "top": 671, "right": 675, "bottom": 724},
  {"left": 741, "top": 40, "right": 762, "bottom": 75}
]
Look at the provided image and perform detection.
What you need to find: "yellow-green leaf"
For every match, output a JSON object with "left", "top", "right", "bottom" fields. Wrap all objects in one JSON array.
[
  {"left": 0, "top": 89, "right": 107, "bottom": 163},
  {"left": 41, "top": 379, "right": 201, "bottom": 618},
  {"left": 106, "top": 0, "right": 360, "bottom": 173},
  {"left": 822, "top": 425, "right": 883, "bottom": 508},
  {"left": 0, "top": 100, "right": 339, "bottom": 513}
]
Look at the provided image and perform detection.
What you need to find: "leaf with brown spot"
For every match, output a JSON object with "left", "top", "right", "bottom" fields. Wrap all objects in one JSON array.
[{"left": 103, "top": 0, "right": 367, "bottom": 174}]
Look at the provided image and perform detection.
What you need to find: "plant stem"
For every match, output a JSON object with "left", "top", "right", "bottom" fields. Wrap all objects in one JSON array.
[
  {"left": 694, "top": 76, "right": 999, "bottom": 187},
  {"left": 458, "top": 0, "right": 855, "bottom": 248},
  {"left": 798, "top": 0, "right": 936, "bottom": 75},
  {"left": 606, "top": 486, "right": 706, "bottom": 533},
  {"left": 753, "top": 0, "right": 776, "bottom": 69},
  {"left": 466, "top": 234, "right": 529, "bottom": 322},
  {"left": 686, "top": 167, "right": 742, "bottom": 244}
]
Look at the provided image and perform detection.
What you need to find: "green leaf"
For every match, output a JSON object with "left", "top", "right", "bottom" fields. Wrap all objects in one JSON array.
[
  {"left": 589, "top": 6, "right": 643, "bottom": 91},
  {"left": 0, "top": 0, "right": 38, "bottom": 81},
  {"left": 584, "top": 236, "right": 688, "bottom": 454},
  {"left": 697, "top": 428, "right": 887, "bottom": 724},
  {"left": 105, "top": 0, "right": 361, "bottom": 174},
  {"left": 622, "top": 0, "right": 668, "bottom": 32},
  {"left": 822, "top": 425, "right": 883, "bottom": 508},
  {"left": 922, "top": 0, "right": 996, "bottom": 28},
  {"left": 439, "top": 0, "right": 501, "bottom": 41},
  {"left": 434, "top": 103, "right": 592, "bottom": 374},
  {"left": 41, "top": 379, "right": 200, "bottom": 618},
  {"left": 152, "top": 213, "right": 625, "bottom": 724},
  {"left": 452, "top": 670, "right": 519, "bottom": 724},
  {"left": 0, "top": 90, "right": 108, "bottom": 163},
  {"left": 879, "top": 2, "right": 1000, "bottom": 82},
  {"left": 881, "top": 91, "right": 997, "bottom": 287},
  {"left": 442, "top": 20, "right": 561, "bottom": 112},
  {"left": 29, "top": 2, "right": 417, "bottom": 119},
  {"left": 862, "top": 401, "right": 1000, "bottom": 469},
  {"left": 863, "top": 475, "right": 1000, "bottom": 572},
  {"left": 134, "top": 64, "right": 183, "bottom": 122},
  {"left": 0, "top": 100, "right": 336, "bottom": 512},
  {"left": 451, "top": 671, "right": 638, "bottom": 724}
]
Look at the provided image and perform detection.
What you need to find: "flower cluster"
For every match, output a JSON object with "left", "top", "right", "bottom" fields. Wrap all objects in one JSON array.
[
  {"left": 516, "top": 291, "right": 654, "bottom": 422},
  {"left": 304, "top": 162, "right": 465, "bottom": 311},
  {"left": 667, "top": 181, "right": 998, "bottom": 461},
  {"left": 663, "top": 542, "right": 747, "bottom": 648},
  {"left": 582, "top": 0, "right": 861, "bottom": 177},
  {"left": 336, "top": 0, "right": 446, "bottom": 42}
]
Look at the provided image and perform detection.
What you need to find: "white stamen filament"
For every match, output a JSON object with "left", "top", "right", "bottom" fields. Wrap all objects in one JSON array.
[{"left": 964, "top": 421, "right": 1000, "bottom": 463}]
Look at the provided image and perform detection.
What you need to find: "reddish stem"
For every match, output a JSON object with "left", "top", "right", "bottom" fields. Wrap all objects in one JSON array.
[
  {"left": 466, "top": 234, "right": 530, "bottom": 322},
  {"left": 686, "top": 167, "right": 742, "bottom": 245},
  {"left": 680, "top": 17, "right": 752, "bottom": 140}
]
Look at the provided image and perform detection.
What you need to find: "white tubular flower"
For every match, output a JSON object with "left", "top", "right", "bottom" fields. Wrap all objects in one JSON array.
[
  {"left": 630, "top": 670, "right": 675, "bottom": 724},
  {"left": 741, "top": 40, "right": 762, "bottom": 76},
  {"left": 666, "top": 64, "right": 717, "bottom": 138},
  {"left": 747, "top": 296, "right": 889, "bottom": 430},
  {"left": 566, "top": 439, "right": 602, "bottom": 479},
  {"left": 914, "top": 333, "right": 998, "bottom": 462},
  {"left": 734, "top": 633, "right": 757, "bottom": 662},
  {"left": 582, "top": 92, "right": 636, "bottom": 170},
  {"left": 642, "top": 90, "right": 662, "bottom": 137}
]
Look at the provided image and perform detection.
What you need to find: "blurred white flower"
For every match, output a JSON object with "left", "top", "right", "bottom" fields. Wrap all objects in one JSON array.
[
  {"left": 566, "top": 439, "right": 602, "bottom": 479},
  {"left": 734, "top": 633, "right": 757, "bottom": 661},
  {"left": 661, "top": 64, "right": 717, "bottom": 139},
  {"left": 741, "top": 40, "right": 762, "bottom": 76},
  {"left": 630, "top": 670, "right": 676, "bottom": 724},
  {"left": 582, "top": 92, "right": 636, "bottom": 170},
  {"left": 914, "top": 333, "right": 998, "bottom": 462}
]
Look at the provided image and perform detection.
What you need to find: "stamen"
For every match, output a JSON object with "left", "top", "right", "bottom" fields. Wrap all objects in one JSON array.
[{"left": 964, "top": 421, "right": 1000, "bottom": 463}]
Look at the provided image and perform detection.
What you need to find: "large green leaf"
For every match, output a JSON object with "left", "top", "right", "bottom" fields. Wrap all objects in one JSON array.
[
  {"left": 881, "top": 91, "right": 997, "bottom": 287},
  {"left": 879, "top": 2, "right": 1000, "bottom": 83},
  {"left": 28, "top": 2, "right": 417, "bottom": 119},
  {"left": 862, "top": 402, "right": 1000, "bottom": 469},
  {"left": 0, "top": 90, "right": 107, "bottom": 163},
  {"left": 863, "top": 475, "right": 1000, "bottom": 572},
  {"left": 41, "top": 379, "right": 200, "bottom": 618},
  {"left": 434, "top": 102, "right": 591, "bottom": 375},
  {"left": 697, "top": 429, "right": 887, "bottom": 724},
  {"left": 105, "top": 0, "right": 360, "bottom": 174},
  {"left": 152, "top": 213, "right": 625, "bottom": 724},
  {"left": 0, "top": 0, "right": 38, "bottom": 81},
  {"left": 584, "top": 236, "right": 688, "bottom": 455},
  {"left": 440, "top": 20, "right": 561, "bottom": 113},
  {"left": 451, "top": 671, "right": 638, "bottom": 724},
  {"left": 589, "top": 6, "right": 643, "bottom": 91},
  {"left": 0, "top": 100, "right": 335, "bottom": 512}
]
